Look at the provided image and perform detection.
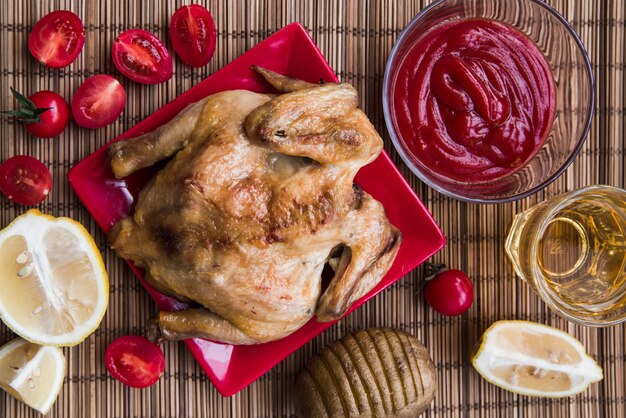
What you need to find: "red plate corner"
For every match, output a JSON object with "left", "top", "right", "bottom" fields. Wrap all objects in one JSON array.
[{"left": 68, "top": 22, "right": 445, "bottom": 396}]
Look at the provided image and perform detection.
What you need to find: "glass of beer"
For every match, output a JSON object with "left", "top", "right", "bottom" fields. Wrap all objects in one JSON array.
[{"left": 506, "top": 185, "right": 626, "bottom": 326}]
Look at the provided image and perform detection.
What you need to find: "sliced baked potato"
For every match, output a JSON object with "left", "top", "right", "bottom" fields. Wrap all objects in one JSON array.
[{"left": 295, "top": 328, "right": 436, "bottom": 417}]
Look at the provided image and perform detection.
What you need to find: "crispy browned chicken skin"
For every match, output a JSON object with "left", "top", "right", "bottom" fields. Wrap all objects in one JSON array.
[{"left": 108, "top": 67, "right": 401, "bottom": 345}]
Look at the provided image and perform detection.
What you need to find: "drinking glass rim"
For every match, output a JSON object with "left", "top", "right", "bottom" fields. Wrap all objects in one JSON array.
[
  {"left": 529, "top": 185, "right": 626, "bottom": 327},
  {"left": 382, "top": 0, "right": 595, "bottom": 204}
]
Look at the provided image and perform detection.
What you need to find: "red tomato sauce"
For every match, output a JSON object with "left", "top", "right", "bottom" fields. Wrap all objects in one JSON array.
[{"left": 393, "top": 18, "right": 556, "bottom": 182}]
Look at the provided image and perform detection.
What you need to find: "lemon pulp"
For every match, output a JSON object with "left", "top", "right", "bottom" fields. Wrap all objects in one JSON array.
[
  {"left": 0, "top": 337, "right": 65, "bottom": 414},
  {"left": 0, "top": 210, "right": 109, "bottom": 346},
  {"left": 472, "top": 320, "right": 603, "bottom": 397}
]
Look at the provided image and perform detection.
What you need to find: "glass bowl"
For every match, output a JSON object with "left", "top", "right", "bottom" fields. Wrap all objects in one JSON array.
[{"left": 383, "top": 0, "right": 594, "bottom": 203}]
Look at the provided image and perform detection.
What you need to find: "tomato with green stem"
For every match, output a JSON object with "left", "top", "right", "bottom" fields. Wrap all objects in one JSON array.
[
  {"left": 423, "top": 263, "right": 474, "bottom": 316},
  {"left": 2, "top": 88, "right": 70, "bottom": 138}
]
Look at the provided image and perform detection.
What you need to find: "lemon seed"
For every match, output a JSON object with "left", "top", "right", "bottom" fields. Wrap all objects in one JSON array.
[
  {"left": 16, "top": 251, "right": 29, "bottom": 264},
  {"left": 17, "top": 264, "right": 33, "bottom": 278}
]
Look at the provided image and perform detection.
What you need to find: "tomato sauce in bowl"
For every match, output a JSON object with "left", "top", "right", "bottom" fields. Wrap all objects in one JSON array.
[{"left": 392, "top": 18, "right": 556, "bottom": 183}]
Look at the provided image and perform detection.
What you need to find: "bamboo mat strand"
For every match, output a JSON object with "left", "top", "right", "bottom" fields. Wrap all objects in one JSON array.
[{"left": 1, "top": 0, "right": 625, "bottom": 417}]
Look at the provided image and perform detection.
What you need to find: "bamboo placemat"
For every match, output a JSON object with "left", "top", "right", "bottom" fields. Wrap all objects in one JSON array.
[{"left": 1, "top": 0, "right": 624, "bottom": 417}]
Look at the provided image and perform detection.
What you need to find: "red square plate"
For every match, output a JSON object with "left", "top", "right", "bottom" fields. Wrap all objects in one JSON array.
[{"left": 68, "top": 23, "right": 445, "bottom": 396}]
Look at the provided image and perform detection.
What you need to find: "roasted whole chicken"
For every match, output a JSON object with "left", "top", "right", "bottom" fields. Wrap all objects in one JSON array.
[{"left": 108, "top": 67, "right": 401, "bottom": 345}]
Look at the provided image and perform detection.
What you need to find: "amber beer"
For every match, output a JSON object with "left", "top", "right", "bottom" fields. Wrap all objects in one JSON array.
[{"left": 506, "top": 185, "right": 626, "bottom": 325}]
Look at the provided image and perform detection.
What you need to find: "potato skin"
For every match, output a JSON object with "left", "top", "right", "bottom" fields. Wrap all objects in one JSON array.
[{"left": 295, "top": 328, "right": 436, "bottom": 418}]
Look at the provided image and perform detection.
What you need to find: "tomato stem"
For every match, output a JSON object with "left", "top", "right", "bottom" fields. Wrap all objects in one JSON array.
[
  {"left": 415, "top": 261, "right": 447, "bottom": 295},
  {"left": 423, "top": 261, "right": 447, "bottom": 281},
  {"left": 1, "top": 87, "right": 51, "bottom": 124}
]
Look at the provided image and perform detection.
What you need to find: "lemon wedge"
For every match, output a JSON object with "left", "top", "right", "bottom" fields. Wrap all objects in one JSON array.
[
  {"left": 0, "top": 209, "right": 109, "bottom": 346},
  {"left": 0, "top": 337, "right": 65, "bottom": 414},
  {"left": 472, "top": 320, "right": 603, "bottom": 397}
]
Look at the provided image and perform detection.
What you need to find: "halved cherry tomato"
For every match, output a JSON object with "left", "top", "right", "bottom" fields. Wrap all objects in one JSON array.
[
  {"left": 71, "top": 75, "right": 126, "bottom": 129},
  {"left": 169, "top": 5, "right": 216, "bottom": 68},
  {"left": 112, "top": 29, "right": 173, "bottom": 84},
  {"left": 424, "top": 268, "right": 474, "bottom": 316},
  {"left": 28, "top": 10, "right": 85, "bottom": 68},
  {"left": 105, "top": 335, "right": 165, "bottom": 388},
  {"left": 0, "top": 156, "right": 52, "bottom": 206}
]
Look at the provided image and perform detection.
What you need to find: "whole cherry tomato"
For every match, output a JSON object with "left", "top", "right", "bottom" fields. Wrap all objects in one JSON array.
[
  {"left": 105, "top": 335, "right": 165, "bottom": 388},
  {"left": 169, "top": 5, "right": 217, "bottom": 68},
  {"left": 112, "top": 29, "right": 173, "bottom": 84},
  {"left": 25, "top": 91, "right": 70, "bottom": 138},
  {"left": 424, "top": 268, "right": 474, "bottom": 316},
  {"left": 3, "top": 88, "right": 70, "bottom": 138},
  {"left": 0, "top": 156, "right": 52, "bottom": 206},
  {"left": 28, "top": 10, "right": 85, "bottom": 68}
]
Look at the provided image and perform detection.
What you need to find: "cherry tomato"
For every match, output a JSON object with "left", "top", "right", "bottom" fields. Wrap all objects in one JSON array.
[
  {"left": 112, "top": 29, "right": 173, "bottom": 84},
  {"left": 105, "top": 335, "right": 165, "bottom": 388},
  {"left": 169, "top": 5, "right": 216, "bottom": 68},
  {"left": 424, "top": 269, "right": 474, "bottom": 316},
  {"left": 24, "top": 91, "right": 70, "bottom": 138},
  {"left": 0, "top": 156, "right": 52, "bottom": 206},
  {"left": 3, "top": 88, "right": 70, "bottom": 138},
  {"left": 71, "top": 75, "right": 126, "bottom": 129},
  {"left": 28, "top": 10, "right": 85, "bottom": 68}
]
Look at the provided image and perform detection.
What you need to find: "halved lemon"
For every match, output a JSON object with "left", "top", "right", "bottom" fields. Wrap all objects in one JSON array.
[
  {"left": 0, "top": 209, "right": 109, "bottom": 346},
  {"left": 0, "top": 337, "right": 65, "bottom": 414},
  {"left": 472, "top": 320, "right": 603, "bottom": 397}
]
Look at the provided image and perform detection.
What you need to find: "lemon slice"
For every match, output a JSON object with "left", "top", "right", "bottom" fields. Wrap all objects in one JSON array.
[
  {"left": 0, "top": 337, "right": 65, "bottom": 414},
  {"left": 0, "top": 209, "right": 109, "bottom": 346},
  {"left": 472, "top": 320, "right": 603, "bottom": 397}
]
